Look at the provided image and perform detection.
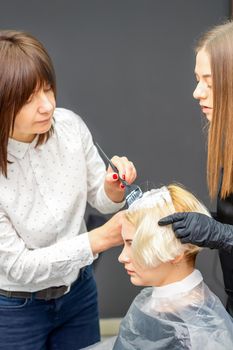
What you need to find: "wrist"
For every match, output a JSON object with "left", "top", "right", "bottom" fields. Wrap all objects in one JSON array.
[
  {"left": 104, "top": 184, "right": 125, "bottom": 203},
  {"left": 88, "top": 226, "right": 109, "bottom": 255},
  {"left": 209, "top": 220, "right": 233, "bottom": 251},
  {"left": 107, "top": 192, "right": 125, "bottom": 203},
  {"left": 221, "top": 223, "right": 233, "bottom": 247}
]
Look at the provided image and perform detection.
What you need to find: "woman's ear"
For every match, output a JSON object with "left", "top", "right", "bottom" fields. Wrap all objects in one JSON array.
[{"left": 171, "top": 252, "right": 185, "bottom": 264}]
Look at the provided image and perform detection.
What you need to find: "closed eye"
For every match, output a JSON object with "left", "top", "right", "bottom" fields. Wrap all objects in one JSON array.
[{"left": 124, "top": 239, "right": 132, "bottom": 246}]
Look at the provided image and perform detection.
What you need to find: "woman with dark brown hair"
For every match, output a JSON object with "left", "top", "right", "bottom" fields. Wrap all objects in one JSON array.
[
  {"left": 159, "top": 21, "right": 233, "bottom": 317},
  {"left": 0, "top": 30, "right": 137, "bottom": 350}
]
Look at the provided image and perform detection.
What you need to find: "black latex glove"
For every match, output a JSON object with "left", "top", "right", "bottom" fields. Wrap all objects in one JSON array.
[{"left": 158, "top": 212, "right": 233, "bottom": 253}]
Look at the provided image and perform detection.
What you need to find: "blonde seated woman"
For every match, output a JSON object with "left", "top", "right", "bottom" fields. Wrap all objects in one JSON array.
[{"left": 83, "top": 184, "right": 233, "bottom": 350}]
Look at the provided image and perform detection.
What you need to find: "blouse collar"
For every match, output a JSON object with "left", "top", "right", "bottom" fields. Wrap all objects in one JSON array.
[
  {"left": 8, "top": 136, "right": 39, "bottom": 159},
  {"left": 152, "top": 269, "right": 203, "bottom": 298}
]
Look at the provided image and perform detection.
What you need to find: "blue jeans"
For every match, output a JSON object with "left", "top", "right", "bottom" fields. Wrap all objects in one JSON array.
[{"left": 0, "top": 265, "right": 100, "bottom": 350}]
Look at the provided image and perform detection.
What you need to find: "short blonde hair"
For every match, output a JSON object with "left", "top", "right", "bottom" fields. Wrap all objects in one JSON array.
[{"left": 125, "top": 184, "right": 210, "bottom": 267}]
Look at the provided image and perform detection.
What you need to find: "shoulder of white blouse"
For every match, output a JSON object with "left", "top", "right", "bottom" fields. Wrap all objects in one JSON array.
[
  {"left": 53, "top": 108, "right": 92, "bottom": 149},
  {"left": 53, "top": 107, "right": 85, "bottom": 133}
]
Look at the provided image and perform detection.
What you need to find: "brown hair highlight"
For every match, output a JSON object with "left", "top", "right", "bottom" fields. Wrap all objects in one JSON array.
[{"left": 196, "top": 22, "right": 233, "bottom": 199}]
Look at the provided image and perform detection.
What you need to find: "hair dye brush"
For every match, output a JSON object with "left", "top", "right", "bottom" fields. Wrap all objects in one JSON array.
[{"left": 95, "top": 143, "right": 143, "bottom": 207}]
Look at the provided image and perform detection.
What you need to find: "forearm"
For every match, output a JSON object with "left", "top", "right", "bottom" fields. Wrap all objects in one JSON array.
[
  {"left": 88, "top": 212, "right": 124, "bottom": 255},
  {"left": 88, "top": 227, "right": 108, "bottom": 255},
  {"left": 5, "top": 233, "right": 94, "bottom": 285},
  {"left": 88, "top": 182, "right": 125, "bottom": 214},
  {"left": 7, "top": 214, "right": 124, "bottom": 285}
]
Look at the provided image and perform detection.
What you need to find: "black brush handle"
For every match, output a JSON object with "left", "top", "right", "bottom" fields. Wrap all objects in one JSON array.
[{"left": 95, "top": 142, "right": 128, "bottom": 186}]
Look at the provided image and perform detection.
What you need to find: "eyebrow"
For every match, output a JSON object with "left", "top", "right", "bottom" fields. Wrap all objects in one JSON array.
[{"left": 195, "top": 72, "right": 212, "bottom": 78}]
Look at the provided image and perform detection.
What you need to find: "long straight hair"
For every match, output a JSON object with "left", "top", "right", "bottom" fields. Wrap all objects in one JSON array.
[
  {"left": 0, "top": 30, "right": 56, "bottom": 177},
  {"left": 196, "top": 22, "right": 233, "bottom": 199}
]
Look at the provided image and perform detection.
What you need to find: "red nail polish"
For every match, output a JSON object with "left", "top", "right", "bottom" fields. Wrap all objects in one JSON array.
[
  {"left": 120, "top": 184, "right": 125, "bottom": 189},
  {"left": 112, "top": 174, "right": 118, "bottom": 180},
  {"left": 122, "top": 174, "right": 126, "bottom": 180}
]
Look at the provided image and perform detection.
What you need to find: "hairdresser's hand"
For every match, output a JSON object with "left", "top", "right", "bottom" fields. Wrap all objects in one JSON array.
[
  {"left": 158, "top": 212, "right": 233, "bottom": 253},
  {"left": 88, "top": 211, "right": 125, "bottom": 254},
  {"left": 104, "top": 156, "right": 137, "bottom": 203}
]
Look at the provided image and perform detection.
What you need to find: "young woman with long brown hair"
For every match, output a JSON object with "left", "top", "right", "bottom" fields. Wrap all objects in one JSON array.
[{"left": 159, "top": 21, "right": 233, "bottom": 317}]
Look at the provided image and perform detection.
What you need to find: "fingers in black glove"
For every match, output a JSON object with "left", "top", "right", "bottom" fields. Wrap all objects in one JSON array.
[
  {"left": 158, "top": 213, "right": 190, "bottom": 239},
  {"left": 158, "top": 213, "right": 188, "bottom": 226}
]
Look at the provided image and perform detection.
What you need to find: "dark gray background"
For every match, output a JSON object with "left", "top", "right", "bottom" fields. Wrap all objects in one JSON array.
[{"left": 1, "top": 0, "right": 230, "bottom": 317}]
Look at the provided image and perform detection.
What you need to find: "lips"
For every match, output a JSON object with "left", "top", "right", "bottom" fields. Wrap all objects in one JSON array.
[
  {"left": 200, "top": 104, "right": 212, "bottom": 109},
  {"left": 37, "top": 118, "right": 51, "bottom": 123},
  {"left": 200, "top": 105, "right": 213, "bottom": 114}
]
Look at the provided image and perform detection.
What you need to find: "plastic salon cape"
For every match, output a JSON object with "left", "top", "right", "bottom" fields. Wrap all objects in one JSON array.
[{"left": 82, "top": 270, "right": 233, "bottom": 350}]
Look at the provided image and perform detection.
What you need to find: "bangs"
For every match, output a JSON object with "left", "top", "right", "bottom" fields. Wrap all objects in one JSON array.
[
  {"left": 13, "top": 48, "right": 56, "bottom": 108},
  {"left": 0, "top": 36, "right": 56, "bottom": 120}
]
